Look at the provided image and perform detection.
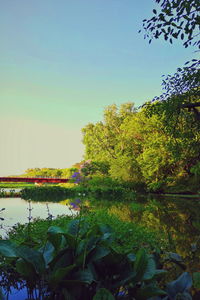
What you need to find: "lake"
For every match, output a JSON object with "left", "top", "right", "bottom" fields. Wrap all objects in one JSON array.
[
  {"left": 0, "top": 196, "right": 76, "bottom": 237},
  {"left": 1, "top": 192, "right": 200, "bottom": 269},
  {"left": 1, "top": 191, "right": 200, "bottom": 299}
]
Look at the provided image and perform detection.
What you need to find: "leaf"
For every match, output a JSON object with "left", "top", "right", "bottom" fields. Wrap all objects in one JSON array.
[
  {"left": 154, "top": 269, "right": 168, "bottom": 278},
  {"left": 93, "top": 288, "right": 115, "bottom": 300},
  {"left": 168, "top": 252, "right": 183, "bottom": 262},
  {"left": 136, "top": 284, "right": 166, "bottom": 299},
  {"left": 166, "top": 272, "right": 192, "bottom": 298},
  {"left": 0, "top": 240, "right": 18, "bottom": 257},
  {"left": 143, "top": 256, "right": 156, "bottom": 280},
  {"left": 47, "top": 226, "right": 66, "bottom": 250},
  {"left": 16, "top": 245, "right": 46, "bottom": 274},
  {"left": 50, "top": 264, "right": 76, "bottom": 286},
  {"left": 72, "top": 269, "right": 94, "bottom": 284},
  {"left": 16, "top": 258, "right": 36, "bottom": 279},
  {"left": 0, "top": 240, "right": 45, "bottom": 274},
  {"left": 193, "top": 272, "right": 200, "bottom": 289},
  {"left": 48, "top": 226, "right": 66, "bottom": 235},
  {"left": 89, "top": 246, "right": 110, "bottom": 262},
  {"left": 127, "top": 253, "right": 136, "bottom": 262},
  {"left": 67, "top": 219, "right": 81, "bottom": 236},
  {"left": 40, "top": 241, "right": 55, "bottom": 265},
  {"left": 50, "top": 249, "right": 72, "bottom": 271},
  {"left": 134, "top": 248, "right": 148, "bottom": 281}
]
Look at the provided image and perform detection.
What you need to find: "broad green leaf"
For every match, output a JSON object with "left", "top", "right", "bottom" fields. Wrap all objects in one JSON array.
[
  {"left": 136, "top": 285, "right": 166, "bottom": 299},
  {"left": 127, "top": 253, "right": 136, "bottom": 262},
  {"left": 67, "top": 219, "right": 81, "bottom": 236},
  {"left": 48, "top": 226, "right": 66, "bottom": 235},
  {"left": 0, "top": 240, "right": 45, "bottom": 274},
  {"left": 168, "top": 252, "right": 183, "bottom": 262},
  {"left": 50, "top": 249, "right": 72, "bottom": 271},
  {"left": 72, "top": 269, "right": 94, "bottom": 284},
  {"left": 113, "top": 271, "right": 136, "bottom": 288},
  {"left": 93, "top": 288, "right": 115, "bottom": 300},
  {"left": 0, "top": 240, "right": 18, "bottom": 257},
  {"left": 41, "top": 241, "right": 55, "bottom": 265},
  {"left": 143, "top": 256, "right": 156, "bottom": 280},
  {"left": 86, "top": 236, "right": 100, "bottom": 252},
  {"left": 16, "top": 258, "right": 37, "bottom": 279},
  {"left": 89, "top": 246, "right": 110, "bottom": 262},
  {"left": 166, "top": 272, "right": 192, "bottom": 298},
  {"left": 193, "top": 272, "right": 200, "bottom": 289},
  {"left": 48, "top": 233, "right": 63, "bottom": 250},
  {"left": 16, "top": 245, "right": 46, "bottom": 274},
  {"left": 153, "top": 269, "right": 168, "bottom": 278},
  {"left": 50, "top": 264, "right": 76, "bottom": 286},
  {"left": 99, "top": 224, "right": 112, "bottom": 234},
  {"left": 134, "top": 248, "right": 148, "bottom": 281}
]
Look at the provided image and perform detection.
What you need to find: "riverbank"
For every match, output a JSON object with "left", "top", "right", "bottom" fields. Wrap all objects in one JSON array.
[{"left": 1, "top": 184, "right": 200, "bottom": 199}]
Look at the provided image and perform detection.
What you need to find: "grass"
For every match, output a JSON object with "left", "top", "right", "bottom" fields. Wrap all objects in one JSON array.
[
  {"left": 7, "top": 209, "right": 167, "bottom": 253},
  {"left": 0, "top": 183, "right": 35, "bottom": 189}
]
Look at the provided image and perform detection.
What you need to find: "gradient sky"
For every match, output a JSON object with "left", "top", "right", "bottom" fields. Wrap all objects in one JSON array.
[{"left": 0, "top": 0, "right": 197, "bottom": 175}]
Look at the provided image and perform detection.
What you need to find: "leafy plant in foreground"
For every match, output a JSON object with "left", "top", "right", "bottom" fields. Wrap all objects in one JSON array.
[{"left": 0, "top": 218, "right": 194, "bottom": 299}]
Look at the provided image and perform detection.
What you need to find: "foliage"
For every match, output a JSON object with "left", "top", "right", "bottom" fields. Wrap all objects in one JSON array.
[
  {"left": 21, "top": 186, "right": 76, "bottom": 202},
  {"left": 82, "top": 103, "right": 136, "bottom": 162},
  {"left": 82, "top": 102, "right": 200, "bottom": 192},
  {"left": 141, "top": 0, "right": 200, "bottom": 49},
  {"left": 22, "top": 166, "right": 78, "bottom": 179},
  {"left": 0, "top": 183, "right": 35, "bottom": 189},
  {"left": 7, "top": 209, "right": 163, "bottom": 255},
  {"left": 21, "top": 183, "right": 137, "bottom": 202},
  {"left": 140, "top": 0, "right": 200, "bottom": 153},
  {"left": 80, "top": 160, "right": 110, "bottom": 177},
  {"left": 0, "top": 217, "right": 193, "bottom": 299},
  {"left": 190, "top": 161, "right": 200, "bottom": 176}
]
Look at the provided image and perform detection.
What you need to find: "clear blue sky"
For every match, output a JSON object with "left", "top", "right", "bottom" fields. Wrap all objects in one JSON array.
[{"left": 0, "top": 0, "right": 197, "bottom": 175}]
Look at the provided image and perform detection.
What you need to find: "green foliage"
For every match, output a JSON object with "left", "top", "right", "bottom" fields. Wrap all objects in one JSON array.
[
  {"left": 193, "top": 272, "right": 200, "bottom": 289},
  {"left": 21, "top": 183, "right": 137, "bottom": 202},
  {"left": 7, "top": 209, "right": 163, "bottom": 253},
  {"left": 82, "top": 102, "right": 200, "bottom": 192},
  {"left": 0, "top": 217, "right": 193, "bottom": 299},
  {"left": 23, "top": 166, "right": 77, "bottom": 179},
  {"left": 147, "top": 181, "right": 165, "bottom": 192},
  {"left": 80, "top": 161, "right": 110, "bottom": 177},
  {"left": 21, "top": 186, "right": 76, "bottom": 201},
  {"left": 190, "top": 161, "right": 200, "bottom": 176},
  {"left": 0, "top": 183, "right": 35, "bottom": 189},
  {"left": 140, "top": 0, "right": 200, "bottom": 172}
]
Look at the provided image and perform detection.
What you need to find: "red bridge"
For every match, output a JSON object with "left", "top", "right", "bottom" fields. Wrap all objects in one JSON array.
[{"left": 0, "top": 177, "right": 69, "bottom": 184}]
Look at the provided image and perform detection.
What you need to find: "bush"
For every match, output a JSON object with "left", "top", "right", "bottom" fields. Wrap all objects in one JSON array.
[{"left": 0, "top": 217, "right": 193, "bottom": 299}]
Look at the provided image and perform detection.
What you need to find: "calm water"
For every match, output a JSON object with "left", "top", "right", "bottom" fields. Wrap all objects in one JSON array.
[
  {"left": 0, "top": 197, "right": 75, "bottom": 237},
  {"left": 89, "top": 194, "right": 200, "bottom": 273},
  {"left": 1, "top": 192, "right": 200, "bottom": 299}
]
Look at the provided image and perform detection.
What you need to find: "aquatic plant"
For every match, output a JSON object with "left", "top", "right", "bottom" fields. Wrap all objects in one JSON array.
[{"left": 0, "top": 218, "right": 194, "bottom": 299}]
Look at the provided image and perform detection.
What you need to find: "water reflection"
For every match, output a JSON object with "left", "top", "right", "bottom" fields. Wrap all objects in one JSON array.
[
  {"left": 88, "top": 195, "right": 200, "bottom": 273},
  {"left": 1, "top": 193, "right": 200, "bottom": 273},
  {"left": 0, "top": 197, "right": 75, "bottom": 237}
]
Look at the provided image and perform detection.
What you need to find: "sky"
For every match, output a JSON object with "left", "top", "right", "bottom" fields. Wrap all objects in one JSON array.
[{"left": 0, "top": 0, "right": 197, "bottom": 176}]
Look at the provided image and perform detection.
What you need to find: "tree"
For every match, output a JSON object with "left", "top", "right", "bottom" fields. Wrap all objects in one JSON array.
[
  {"left": 141, "top": 0, "right": 200, "bottom": 121},
  {"left": 141, "top": 0, "right": 200, "bottom": 49},
  {"left": 82, "top": 103, "right": 137, "bottom": 162}
]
